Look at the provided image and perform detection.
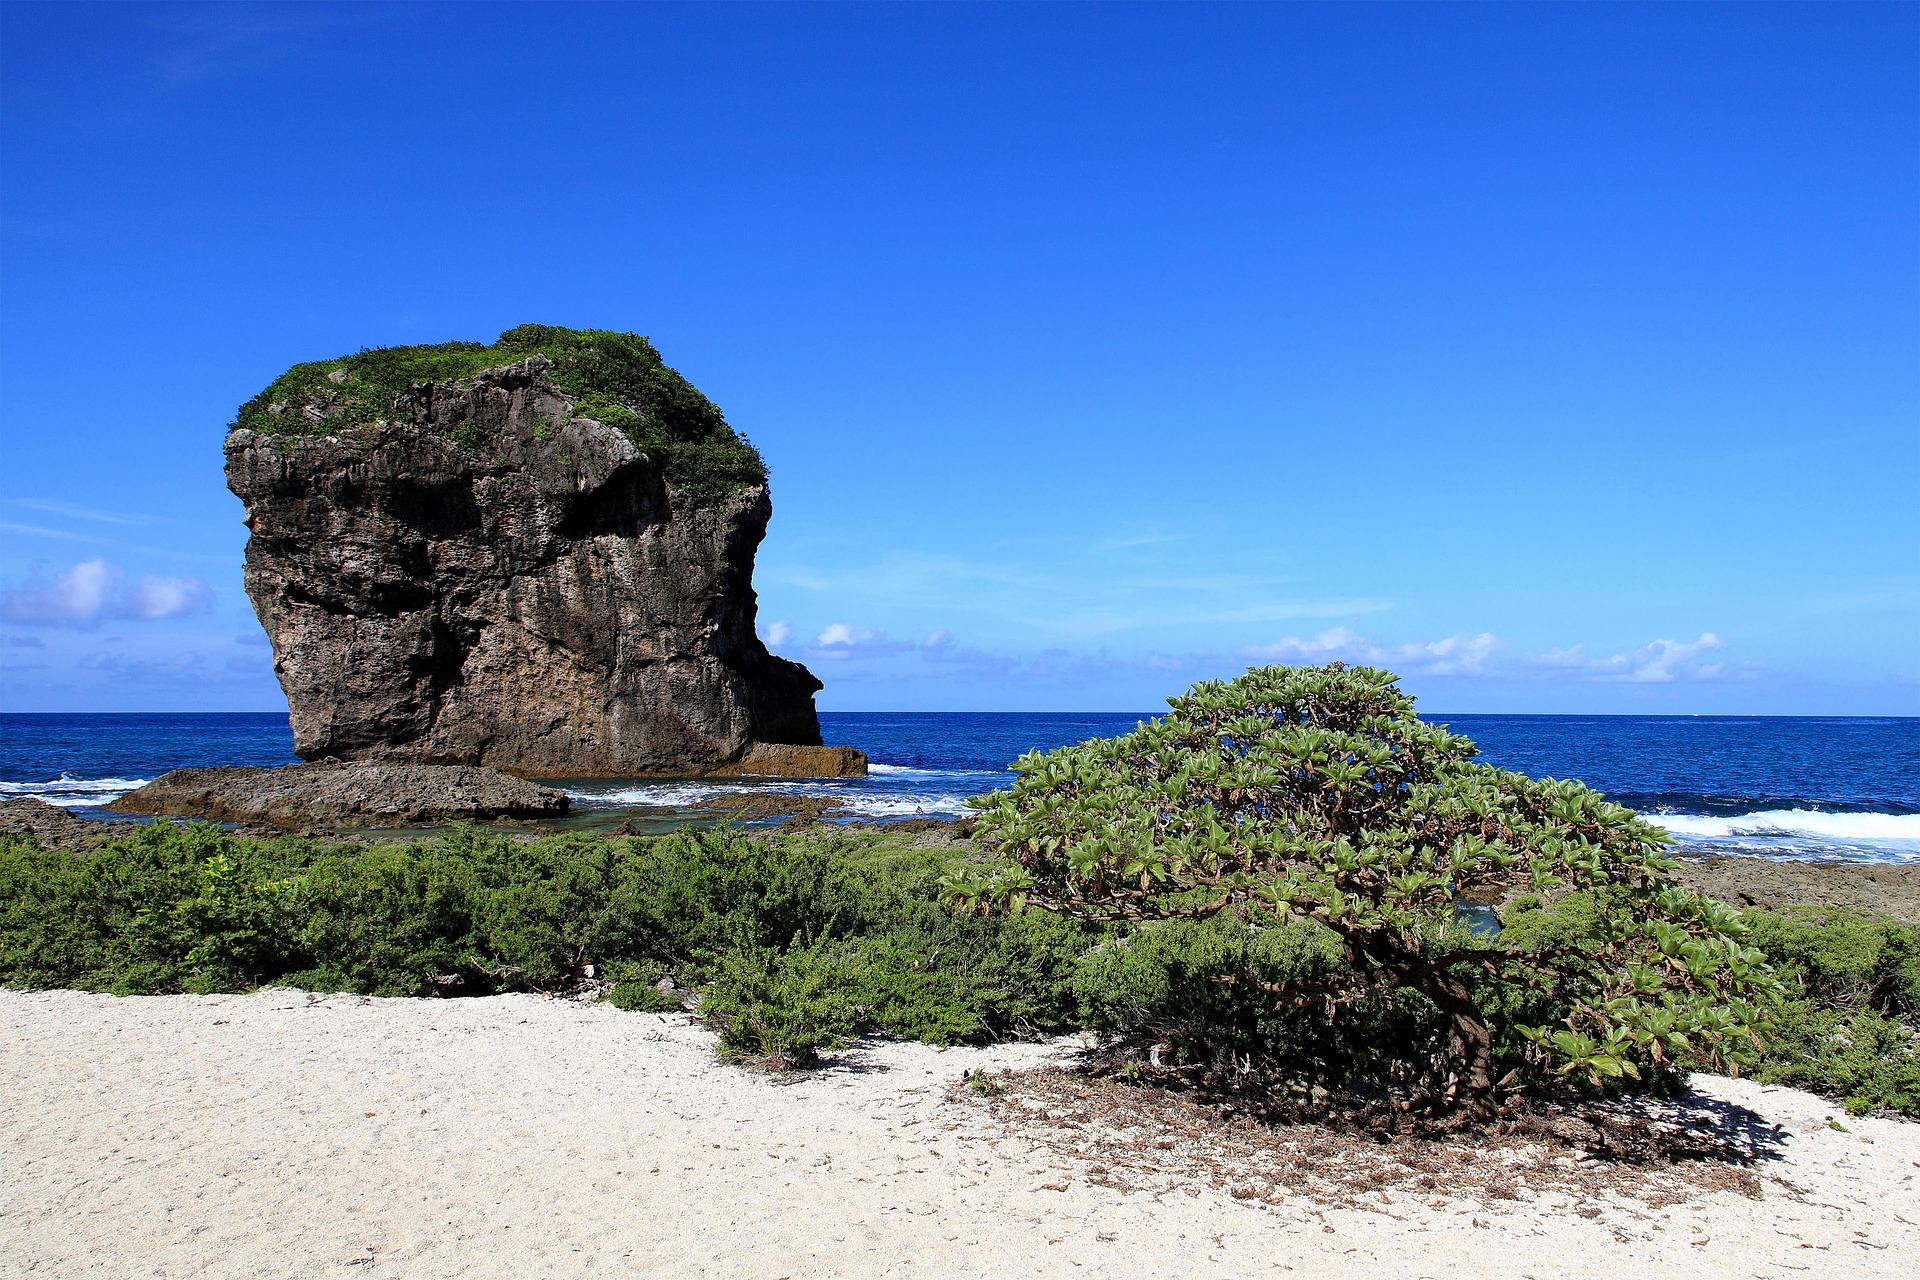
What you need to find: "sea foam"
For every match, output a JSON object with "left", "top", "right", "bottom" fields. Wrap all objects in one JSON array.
[
  {"left": 1646, "top": 809, "right": 1920, "bottom": 845},
  {"left": 0, "top": 774, "right": 151, "bottom": 807}
]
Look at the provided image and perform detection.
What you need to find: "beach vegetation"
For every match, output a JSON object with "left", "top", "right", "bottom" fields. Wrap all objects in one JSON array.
[
  {"left": 1743, "top": 906, "right": 1920, "bottom": 1115},
  {"left": 0, "top": 781, "right": 1913, "bottom": 1117},
  {"left": 0, "top": 821, "right": 1092, "bottom": 1066},
  {"left": 229, "top": 325, "right": 765, "bottom": 505},
  {"left": 943, "top": 663, "right": 1787, "bottom": 1115}
]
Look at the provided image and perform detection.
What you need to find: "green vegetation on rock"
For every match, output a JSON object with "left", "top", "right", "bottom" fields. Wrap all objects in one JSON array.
[{"left": 229, "top": 324, "right": 766, "bottom": 505}]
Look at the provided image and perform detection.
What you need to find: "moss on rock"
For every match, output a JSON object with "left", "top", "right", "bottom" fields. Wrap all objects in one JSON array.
[{"left": 231, "top": 325, "right": 765, "bottom": 505}]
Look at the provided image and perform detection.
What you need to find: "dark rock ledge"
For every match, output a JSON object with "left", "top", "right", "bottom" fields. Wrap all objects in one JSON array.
[{"left": 106, "top": 761, "right": 570, "bottom": 830}]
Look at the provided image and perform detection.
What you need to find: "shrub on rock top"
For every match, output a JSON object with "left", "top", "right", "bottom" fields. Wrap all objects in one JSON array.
[
  {"left": 230, "top": 324, "right": 765, "bottom": 506},
  {"left": 943, "top": 662, "right": 1784, "bottom": 1114}
]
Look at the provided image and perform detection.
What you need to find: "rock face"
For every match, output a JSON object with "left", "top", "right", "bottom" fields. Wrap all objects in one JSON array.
[
  {"left": 228, "top": 354, "right": 860, "bottom": 778},
  {"left": 107, "top": 762, "right": 571, "bottom": 829}
]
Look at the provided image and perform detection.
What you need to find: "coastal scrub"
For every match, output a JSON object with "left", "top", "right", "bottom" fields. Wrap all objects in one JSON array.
[
  {"left": 944, "top": 663, "right": 1787, "bottom": 1116},
  {"left": 1, "top": 804, "right": 1911, "bottom": 1117}
]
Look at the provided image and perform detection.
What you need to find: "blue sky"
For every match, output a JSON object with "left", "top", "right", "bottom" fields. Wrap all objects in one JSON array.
[{"left": 1, "top": 2, "right": 1914, "bottom": 715}]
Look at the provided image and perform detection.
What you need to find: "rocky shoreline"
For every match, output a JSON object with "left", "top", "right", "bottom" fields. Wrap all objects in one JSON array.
[
  {"left": 0, "top": 797, "right": 128, "bottom": 850},
  {"left": 105, "top": 762, "right": 571, "bottom": 830},
  {"left": 1673, "top": 856, "right": 1920, "bottom": 925}
]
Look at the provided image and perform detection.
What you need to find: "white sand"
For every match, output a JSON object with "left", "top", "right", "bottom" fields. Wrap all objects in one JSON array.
[{"left": 2, "top": 989, "right": 1913, "bottom": 1278}]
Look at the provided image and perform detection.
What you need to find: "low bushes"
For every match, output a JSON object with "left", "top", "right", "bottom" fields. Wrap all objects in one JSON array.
[
  {"left": 0, "top": 821, "right": 1093, "bottom": 1065},
  {"left": 1, "top": 820, "right": 1914, "bottom": 1116},
  {"left": 1745, "top": 906, "right": 1920, "bottom": 1116}
]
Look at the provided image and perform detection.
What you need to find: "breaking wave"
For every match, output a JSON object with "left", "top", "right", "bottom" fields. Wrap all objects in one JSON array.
[
  {"left": 563, "top": 766, "right": 997, "bottom": 821},
  {"left": 1644, "top": 808, "right": 1920, "bottom": 863},
  {"left": 0, "top": 774, "right": 150, "bottom": 807}
]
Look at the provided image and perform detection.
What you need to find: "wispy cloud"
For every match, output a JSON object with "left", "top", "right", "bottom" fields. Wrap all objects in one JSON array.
[
  {"left": 1095, "top": 531, "right": 1196, "bottom": 552},
  {"left": 770, "top": 550, "right": 1380, "bottom": 640},
  {"left": 762, "top": 612, "right": 1752, "bottom": 697},
  {"left": 1526, "top": 633, "right": 1728, "bottom": 683},
  {"left": 1239, "top": 626, "right": 1503, "bottom": 677},
  {"left": 0, "top": 519, "right": 233, "bottom": 566},
  {"left": 797, "top": 623, "right": 1028, "bottom": 679},
  {"left": 11, "top": 499, "right": 151, "bottom": 527},
  {"left": 0, "top": 559, "right": 214, "bottom": 627},
  {"left": 0, "top": 519, "right": 104, "bottom": 545}
]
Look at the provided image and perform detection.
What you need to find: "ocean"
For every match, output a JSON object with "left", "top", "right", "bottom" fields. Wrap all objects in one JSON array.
[{"left": 2, "top": 712, "right": 1916, "bottom": 863}]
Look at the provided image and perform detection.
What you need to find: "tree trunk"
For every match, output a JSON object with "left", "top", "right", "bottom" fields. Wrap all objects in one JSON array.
[{"left": 1414, "top": 971, "right": 1496, "bottom": 1116}]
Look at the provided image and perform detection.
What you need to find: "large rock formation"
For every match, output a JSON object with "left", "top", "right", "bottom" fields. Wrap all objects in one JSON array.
[{"left": 227, "top": 334, "right": 861, "bottom": 779}]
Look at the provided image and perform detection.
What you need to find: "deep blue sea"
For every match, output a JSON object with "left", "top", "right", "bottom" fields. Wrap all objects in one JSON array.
[{"left": 2, "top": 712, "right": 1916, "bottom": 863}]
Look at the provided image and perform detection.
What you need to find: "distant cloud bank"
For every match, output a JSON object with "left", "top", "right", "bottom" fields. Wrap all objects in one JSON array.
[
  {"left": 1240, "top": 627, "right": 1503, "bottom": 677},
  {"left": 1525, "top": 633, "right": 1728, "bottom": 683}
]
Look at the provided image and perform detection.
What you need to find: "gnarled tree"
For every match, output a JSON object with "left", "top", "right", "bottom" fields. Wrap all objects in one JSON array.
[{"left": 943, "top": 663, "right": 1781, "bottom": 1114}]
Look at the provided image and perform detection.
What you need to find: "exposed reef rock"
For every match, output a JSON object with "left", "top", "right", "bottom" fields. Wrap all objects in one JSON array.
[
  {"left": 1674, "top": 856, "right": 1920, "bottom": 926},
  {"left": 706, "top": 744, "right": 869, "bottom": 778},
  {"left": 107, "top": 762, "right": 571, "bottom": 829},
  {"left": 227, "top": 330, "right": 864, "bottom": 779},
  {"left": 0, "top": 797, "right": 123, "bottom": 851}
]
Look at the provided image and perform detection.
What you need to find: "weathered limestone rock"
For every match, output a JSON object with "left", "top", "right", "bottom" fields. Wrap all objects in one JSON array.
[
  {"left": 707, "top": 744, "right": 869, "bottom": 778},
  {"left": 107, "top": 762, "right": 571, "bottom": 829},
  {"left": 1673, "top": 856, "right": 1920, "bottom": 926},
  {"left": 0, "top": 797, "right": 122, "bottom": 850},
  {"left": 227, "top": 355, "right": 863, "bottom": 778}
]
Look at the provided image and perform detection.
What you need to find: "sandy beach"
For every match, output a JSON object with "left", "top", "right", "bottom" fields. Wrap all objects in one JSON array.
[{"left": 2, "top": 989, "right": 1912, "bottom": 1279}]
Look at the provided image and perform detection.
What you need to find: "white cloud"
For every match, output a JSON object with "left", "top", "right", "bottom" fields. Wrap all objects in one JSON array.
[
  {"left": 808, "top": 623, "right": 917, "bottom": 660},
  {"left": 761, "top": 619, "right": 792, "bottom": 647},
  {"left": 795, "top": 623, "right": 1026, "bottom": 677},
  {"left": 0, "top": 558, "right": 214, "bottom": 626},
  {"left": 1526, "top": 633, "right": 1728, "bottom": 683},
  {"left": 1238, "top": 626, "right": 1502, "bottom": 677},
  {"left": 125, "top": 575, "right": 214, "bottom": 619}
]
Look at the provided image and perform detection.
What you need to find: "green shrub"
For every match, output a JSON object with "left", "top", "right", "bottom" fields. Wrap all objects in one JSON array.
[
  {"left": 607, "top": 964, "right": 684, "bottom": 1012},
  {"left": 1742, "top": 908, "right": 1920, "bottom": 1116},
  {"left": 1498, "top": 894, "right": 1920, "bottom": 1118},
  {"left": 230, "top": 325, "right": 765, "bottom": 505},
  {"left": 0, "top": 822, "right": 1096, "bottom": 1060},
  {"left": 1073, "top": 914, "right": 1341, "bottom": 1062},
  {"left": 10, "top": 815, "right": 1906, "bottom": 1113},
  {"left": 701, "top": 943, "right": 867, "bottom": 1067},
  {"left": 1759, "top": 1002, "right": 1919, "bottom": 1116},
  {"left": 947, "top": 663, "right": 1784, "bottom": 1114}
]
